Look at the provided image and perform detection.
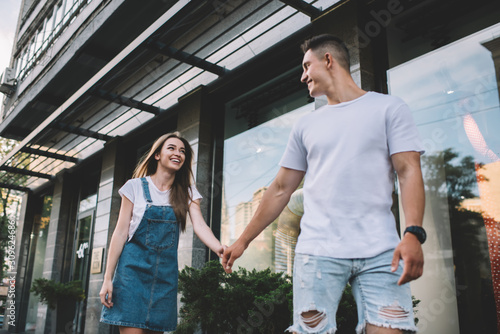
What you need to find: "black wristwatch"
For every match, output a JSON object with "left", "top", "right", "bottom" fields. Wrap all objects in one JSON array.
[{"left": 404, "top": 226, "right": 426, "bottom": 244}]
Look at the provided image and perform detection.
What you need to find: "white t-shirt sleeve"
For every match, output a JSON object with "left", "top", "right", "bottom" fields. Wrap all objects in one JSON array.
[
  {"left": 279, "top": 121, "right": 308, "bottom": 171},
  {"left": 118, "top": 179, "right": 137, "bottom": 203},
  {"left": 189, "top": 185, "right": 203, "bottom": 202},
  {"left": 387, "top": 103, "right": 425, "bottom": 156}
]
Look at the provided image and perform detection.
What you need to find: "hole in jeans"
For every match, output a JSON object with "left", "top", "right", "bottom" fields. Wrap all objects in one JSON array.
[
  {"left": 378, "top": 303, "right": 410, "bottom": 321},
  {"left": 299, "top": 309, "right": 328, "bottom": 332}
]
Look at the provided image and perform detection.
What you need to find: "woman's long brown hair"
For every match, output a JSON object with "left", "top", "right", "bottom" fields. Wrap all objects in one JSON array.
[{"left": 132, "top": 132, "right": 194, "bottom": 232}]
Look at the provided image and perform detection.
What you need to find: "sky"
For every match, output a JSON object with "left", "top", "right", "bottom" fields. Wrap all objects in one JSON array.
[{"left": 0, "top": 0, "right": 21, "bottom": 72}]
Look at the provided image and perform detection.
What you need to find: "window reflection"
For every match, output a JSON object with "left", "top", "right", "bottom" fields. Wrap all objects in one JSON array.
[
  {"left": 25, "top": 195, "right": 52, "bottom": 332},
  {"left": 222, "top": 91, "right": 312, "bottom": 272},
  {"left": 275, "top": 188, "right": 303, "bottom": 275},
  {"left": 388, "top": 23, "right": 500, "bottom": 333}
]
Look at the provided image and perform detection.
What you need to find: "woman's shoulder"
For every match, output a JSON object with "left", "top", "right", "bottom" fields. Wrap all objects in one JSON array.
[
  {"left": 188, "top": 184, "right": 202, "bottom": 200},
  {"left": 120, "top": 177, "right": 146, "bottom": 194},
  {"left": 123, "top": 177, "right": 145, "bottom": 187}
]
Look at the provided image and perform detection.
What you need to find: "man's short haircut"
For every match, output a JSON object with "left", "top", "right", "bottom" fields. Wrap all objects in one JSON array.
[{"left": 301, "top": 34, "right": 350, "bottom": 72}]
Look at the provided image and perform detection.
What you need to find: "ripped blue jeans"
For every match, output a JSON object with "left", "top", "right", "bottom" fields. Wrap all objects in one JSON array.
[{"left": 287, "top": 250, "right": 418, "bottom": 334}]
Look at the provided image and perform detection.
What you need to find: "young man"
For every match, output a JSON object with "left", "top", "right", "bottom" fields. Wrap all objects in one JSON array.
[{"left": 222, "top": 34, "right": 425, "bottom": 334}]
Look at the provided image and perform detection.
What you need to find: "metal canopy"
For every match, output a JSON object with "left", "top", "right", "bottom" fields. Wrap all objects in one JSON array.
[
  {"left": 0, "top": 0, "right": 340, "bottom": 192},
  {"left": 51, "top": 122, "right": 115, "bottom": 142},
  {"left": 90, "top": 87, "right": 166, "bottom": 116},
  {"left": 279, "top": 0, "right": 323, "bottom": 18},
  {"left": 146, "top": 41, "right": 230, "bottom": 77},
  {"left": 19, "top": 147, "right": 79, "bottom": 164},
  {"left": 0, "top": 166, "right": 54, "bottom": 180}
]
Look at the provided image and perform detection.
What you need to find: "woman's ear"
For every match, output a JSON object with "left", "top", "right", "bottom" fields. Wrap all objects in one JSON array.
[{"left": 154, "top": 152, "right": 160, "bottom": 160}]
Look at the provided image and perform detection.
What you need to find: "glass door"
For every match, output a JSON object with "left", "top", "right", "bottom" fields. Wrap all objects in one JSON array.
[{"left": 71, "top": 208, "right": 94, "bottom": 334}]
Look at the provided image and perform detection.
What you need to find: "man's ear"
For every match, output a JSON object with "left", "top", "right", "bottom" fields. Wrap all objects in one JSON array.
[{"left": 324, "top": 52, "right": 335, "bottom": 69}]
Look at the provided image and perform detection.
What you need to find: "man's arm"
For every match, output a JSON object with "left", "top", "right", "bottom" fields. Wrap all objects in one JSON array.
[
  {"left": 390, "top": 151, "right": 425, "bottom": 285},
  {"left": 222, "top": 167, "right": 305, "bottom": 273}
]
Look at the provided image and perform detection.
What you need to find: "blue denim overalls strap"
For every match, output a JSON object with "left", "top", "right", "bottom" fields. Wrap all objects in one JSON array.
[{"left": 101, "top": 177, "right": 180, "bottom": 332}]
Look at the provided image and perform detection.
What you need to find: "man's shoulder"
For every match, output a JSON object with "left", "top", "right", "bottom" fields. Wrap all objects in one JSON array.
[{"left": 366, "top": 91, "right": 406, "bottom": 105}]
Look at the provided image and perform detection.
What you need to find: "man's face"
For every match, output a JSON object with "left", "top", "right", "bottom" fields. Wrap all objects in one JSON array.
[{"left": 301, "top": 49, "right": 328, "bottom": 98}]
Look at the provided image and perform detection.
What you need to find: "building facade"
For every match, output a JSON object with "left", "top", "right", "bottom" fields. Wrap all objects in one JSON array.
[{"left": 1, "top": 0, "right": 499, "bottom": 333}]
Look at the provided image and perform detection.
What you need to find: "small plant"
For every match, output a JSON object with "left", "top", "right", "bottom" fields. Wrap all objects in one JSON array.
[{"left": 30, "top": 278, "right": 85, "bottom": 309}]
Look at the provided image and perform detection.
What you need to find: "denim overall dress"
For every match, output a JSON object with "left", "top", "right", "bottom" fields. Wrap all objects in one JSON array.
[{"left": 101, "top": 178, "right": 180, "bottom": 332}]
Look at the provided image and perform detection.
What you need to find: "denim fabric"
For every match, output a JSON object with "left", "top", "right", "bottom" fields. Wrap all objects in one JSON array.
[
  {"left": 287, "top": 250, "right": 417, "bottom": 334},
  {"left": 101, "top": 178, "right": 180, "bottom": 332}
]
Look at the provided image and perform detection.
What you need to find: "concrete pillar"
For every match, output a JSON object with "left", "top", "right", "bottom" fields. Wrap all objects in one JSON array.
[
  {"left": 176, "top": 86, "right": 216, "bottom": 270},
  {"left": 85, "top": 137, "right": 127, "bottom": 334},
  {"left": 482, "top": 37, "right": 500, "bottom": 104},
  {"left": 36, "top": 172, "right": 78, "bottom": 334}
]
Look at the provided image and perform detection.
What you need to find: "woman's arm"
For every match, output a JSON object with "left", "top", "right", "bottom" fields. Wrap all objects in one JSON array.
[
  {"left": 99, "top": 196, "right": 133, "bottom": 308},
  {"left": 189, "top": 199, "right": 224, "bottom": 258}
]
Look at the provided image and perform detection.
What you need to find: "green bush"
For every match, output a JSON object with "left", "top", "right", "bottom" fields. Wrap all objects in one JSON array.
[
  {"left": 30, "top": 278, "right": 85, "bottom": 309},
  {"left": 175, "top": 261, "right": 292, "bottom": 334},
  {"left": 175, "top": 261, "right": 420, "bottom": 333}
]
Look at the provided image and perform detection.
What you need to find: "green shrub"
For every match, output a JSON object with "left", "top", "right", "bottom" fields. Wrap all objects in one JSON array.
[
  {"left": 175, "top": 261, "right": 292, "bottom": 334},
  {"left": 30, "top": 278, "right": 85, "bottom": 309},
  {"left": 175, "top": 261, "right": 420, "bottom": 333}
]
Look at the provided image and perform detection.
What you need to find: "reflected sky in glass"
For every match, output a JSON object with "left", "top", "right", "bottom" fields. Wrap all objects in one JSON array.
[
  {"left": 223, "top": 104, "right": 313, "bottom": 239},
  {"left": 388, "top": 23, "right": 500, "bottom": 165}
]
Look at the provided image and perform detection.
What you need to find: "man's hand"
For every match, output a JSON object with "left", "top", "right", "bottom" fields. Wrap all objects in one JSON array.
[
  {"left": 222, "top": 240, "right": 247, "bottom": 273},
  {"left": 391, "top": 233, "right": 424, "bottom": 285}
]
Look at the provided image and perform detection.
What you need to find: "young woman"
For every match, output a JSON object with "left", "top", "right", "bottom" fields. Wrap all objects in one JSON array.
[{"left": 100, "top": 132, "right": 224, "bottom": 334}]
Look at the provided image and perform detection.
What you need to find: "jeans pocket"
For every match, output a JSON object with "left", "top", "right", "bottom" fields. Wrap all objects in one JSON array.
[{"left": 146, "top": 219, "right": 177, "bottom": 250}]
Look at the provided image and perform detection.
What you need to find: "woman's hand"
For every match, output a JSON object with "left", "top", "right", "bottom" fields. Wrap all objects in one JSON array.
[
  {"left": 214, "top": 244, "right": 227, "bottom": 258},
  {"left": 99, "top": 279, "right": 114, "bottom": 308}
]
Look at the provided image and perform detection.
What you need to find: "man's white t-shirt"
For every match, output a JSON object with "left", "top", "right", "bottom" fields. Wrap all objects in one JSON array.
[
  {"left": 279, "top": 92, "right": 424, "bottom": 259},
  {"left": 119, "top": 176, "right": 202, "bottom": 240}
]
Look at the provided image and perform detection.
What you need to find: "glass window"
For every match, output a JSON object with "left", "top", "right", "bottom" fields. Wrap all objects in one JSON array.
[
  {"left": 27, "top": 38, "right": 35, "bottom": 67},
  {"left": 78, "top": 193, "right": 96, "bottom": 213},
  {"left": 34, "top": 27, "right": 43, "bottom": 57},
  {"left": 222, "top": 87, "right": 312, "bottom": 272},
  {"left": 388, "top": 23, "right": 500, "bottom": 333},
  {"left": 63, "top": 0, "right": 74, "bottom": 24},
  {"left": 42, "top": 13, "right": 53, "bottom": 50},
  {"left": 54, "top": 1, "right": 64, "bottom": 33},
  {"left": 25, "top": 195, "right": 52, "bottom": 332}
]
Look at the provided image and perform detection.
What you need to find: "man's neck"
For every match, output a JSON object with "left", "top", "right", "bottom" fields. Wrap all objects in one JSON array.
[{"left": 325, "top": 77, "right": 367, "bottom": 105}]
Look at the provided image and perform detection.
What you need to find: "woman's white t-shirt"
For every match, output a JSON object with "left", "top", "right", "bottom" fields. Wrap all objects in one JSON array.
[{"left": 119, "top": 176, "right": 202, "bottom": 240}]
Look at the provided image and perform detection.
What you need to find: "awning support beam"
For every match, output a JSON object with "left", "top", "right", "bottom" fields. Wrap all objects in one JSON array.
[
  {"left": 20, "top": 147, "right": 79, "bottom": 163},
  {"left": 279, "top": 0, "right": 323, "bottom": 18},
  {"left": 0, "top": 166, "right": 54, "bottom": 180},
  {"left": 90, "top": 88, "right": 164, "bottom": 115},
  {"left": 0, "top": 182, "right": 30, "bottom": 192},
  {"left": 146, "top": 41, "right": 230, "bottom": 77},
  {"left": 51, "top": 122, "right": 114, "bottom": 142}
]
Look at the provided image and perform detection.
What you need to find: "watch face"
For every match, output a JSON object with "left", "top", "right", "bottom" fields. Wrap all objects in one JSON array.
[{"left": 406, "top": 226, "right": 426, "bottom": 244}]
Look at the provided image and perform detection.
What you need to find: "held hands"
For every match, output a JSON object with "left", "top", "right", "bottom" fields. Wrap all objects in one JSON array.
[
  {"left": 391, "top": 233, "right": 424, "bottom": 285},
  {"left": 99, "top": 279, "right": 114, "bottom": 308},
  {"left": 222, "top": 239, "right": 247, "bottom": 273},
  {"left": 215, "top": 244, "right": 227, "bottom": 259}
]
